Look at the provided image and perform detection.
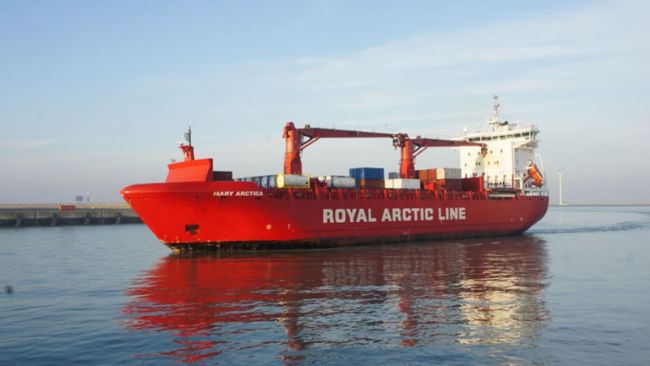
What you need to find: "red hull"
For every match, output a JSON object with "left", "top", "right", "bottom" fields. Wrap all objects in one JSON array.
[{"left": 121, "top": 181, "right": 548, "bottom": 250}]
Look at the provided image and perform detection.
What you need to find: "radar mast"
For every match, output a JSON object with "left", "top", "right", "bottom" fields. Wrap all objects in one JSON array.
[{"left": 488, "top": 95, "right": 501, "bottom": 131}]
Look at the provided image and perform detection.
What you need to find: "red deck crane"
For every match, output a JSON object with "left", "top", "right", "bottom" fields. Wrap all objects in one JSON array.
[
  {"left": 392, "top": 134, "right": 484, "bottom": 179},
  {"left": 282, "top": 122, "right": 394, "bottom": 175},
  {"left": 282, "top": 122, "right": 483, "bottom": 178}
]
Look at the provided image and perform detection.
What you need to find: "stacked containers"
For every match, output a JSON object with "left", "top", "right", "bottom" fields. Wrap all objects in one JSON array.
[
  {"left": 349, "top": 167, "right": 384, "bottom": 189},
  {"left": 415, "top": 167, "right": 463, "bottom": 191},
  {"left": 385, "top": 179, "right": 421, "bottom": 189},
  {"left": 435, "top": 168, "right": 461, "bottom": 180},
  {"left": 436, "top": 168, "right": 462, "bottom": 191}
]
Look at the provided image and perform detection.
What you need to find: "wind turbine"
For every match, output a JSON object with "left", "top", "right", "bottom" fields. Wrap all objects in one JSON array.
[{"left": 557, "top": 169, "right": 565, "bottom": 206}]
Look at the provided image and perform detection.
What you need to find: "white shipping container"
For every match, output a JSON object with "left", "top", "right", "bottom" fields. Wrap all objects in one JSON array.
[
  {"left": 385, "top": 178, "right": 420, "bottom": 189},
  {"left": 277, "top": 174, "right": 310, "bottom": 189},
  {"left": 319, "top": 175, "right": 356, "bottom": 188},
  {"left": 436, "top": 168, "right": 462, "bottom": 180}
]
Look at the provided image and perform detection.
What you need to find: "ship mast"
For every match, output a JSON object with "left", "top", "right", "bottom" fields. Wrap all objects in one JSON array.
[
  {"left": 180, "top": 126, "right": 195, "bottom": 161},
  {"left": 488, "top": 95, "right": 501, "bottom": 131}
]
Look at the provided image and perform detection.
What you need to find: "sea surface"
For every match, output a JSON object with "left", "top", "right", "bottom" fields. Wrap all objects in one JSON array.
[{"left": 1, "top": 206, "right": 649, "bottom": 365}]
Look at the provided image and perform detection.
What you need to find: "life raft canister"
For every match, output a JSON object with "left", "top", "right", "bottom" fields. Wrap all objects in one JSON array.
[{"left": 526, "top": 163, "right": 544, "bottom": 187}]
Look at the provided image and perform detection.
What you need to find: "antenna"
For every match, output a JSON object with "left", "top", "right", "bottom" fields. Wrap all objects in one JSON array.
[
  {"left": 184, "top": 126, "right": 192, "bottom": 147},
  {"left": 180, "top": 126, "right": 195, "bottom": 161},
  {"left": 488, "top": 95, "right": 501, "bottom": 129}
]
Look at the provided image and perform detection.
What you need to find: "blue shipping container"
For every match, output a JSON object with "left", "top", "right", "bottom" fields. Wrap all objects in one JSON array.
[
  {"left": 349, "top": 167, "right": 384, "bottom": 180},
  {"left": 239, "top": 175, "right": 277, "bottom": 189}
]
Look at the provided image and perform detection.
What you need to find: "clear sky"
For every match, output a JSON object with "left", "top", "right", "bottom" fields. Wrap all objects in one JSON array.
[{"left": 1, "top": 0, "right": 648, "bottom": 203}]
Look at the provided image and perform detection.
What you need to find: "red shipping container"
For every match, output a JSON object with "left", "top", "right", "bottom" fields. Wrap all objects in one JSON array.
[
  {"left": 432, "top": 179, "right": 462, "bottom": 191},
  {"left": 461, "top": 177, "right": 484, "bottom": 192},
  {"left": 358, "top": 179, "right": 385, "bottom": 189}
]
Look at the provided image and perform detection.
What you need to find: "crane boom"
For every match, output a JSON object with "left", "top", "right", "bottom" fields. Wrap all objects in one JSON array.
[
  {"left": 282, "top": 121, "right": 483, "bottom": 178},
  {"left": 283, "top": 122, "right": 394, "bottom": 175},
  {"left": 393, "top": 134, "right": 484, "bottom": 179}
]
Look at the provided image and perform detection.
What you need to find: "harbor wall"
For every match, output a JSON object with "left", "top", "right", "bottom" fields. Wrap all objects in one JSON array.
[{"left": 0, "top": 203, "right": 141, "bottom": 227}]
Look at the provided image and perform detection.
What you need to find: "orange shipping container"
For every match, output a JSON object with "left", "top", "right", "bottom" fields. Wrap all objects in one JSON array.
[
  {"left": 358, "top": 179, "right": 385, "bottom": 190},
  {"left": 417, "top": 168, "right": 437, "bottom": 181}
]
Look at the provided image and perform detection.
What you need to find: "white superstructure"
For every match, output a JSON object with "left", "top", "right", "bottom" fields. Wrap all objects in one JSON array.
[{"left": 459, "top": 96, "right": 544, "bottom": 192}]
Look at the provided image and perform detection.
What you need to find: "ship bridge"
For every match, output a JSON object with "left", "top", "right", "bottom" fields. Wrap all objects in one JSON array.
[{"left": 458, "top": 97, "right": 545, "bottom": 192}]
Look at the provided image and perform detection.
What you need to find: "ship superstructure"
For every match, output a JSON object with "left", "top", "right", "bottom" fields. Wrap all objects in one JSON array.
[{"left": 459, "top": 96, "right": 545, "bottom": 193}]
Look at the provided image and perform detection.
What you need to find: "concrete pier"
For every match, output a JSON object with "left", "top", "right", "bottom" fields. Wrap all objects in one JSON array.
[{"left": 0, "top": 203, "right": 141, "bottom": 227}]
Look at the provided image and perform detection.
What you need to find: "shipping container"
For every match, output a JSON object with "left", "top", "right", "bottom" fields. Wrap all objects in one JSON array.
[
  {"left": 277, "top": 174, "right": 310, "bottom": 189},
  {"left": 267, "top": 175, "right": 277, "bottom": 188},
  {"left": 385, "top": 178, "right": 421, "bottom": 189},
  {"left": 212, "top": 171, "right": 233, "bottom": 181},
  {"left": 416, "top": 168, "right": 437, "bottom": 181},
  {"left": 319, "top": 175, "right": 356, "bottom": 189},
  {"left": 349, "top": 167, "right": 384, "bottom": 180},
  {"left": 432, "top": 178, "right": 462, "bottom": 191},
  {"left": 461, "top": 177, "right": 484, "bottom": 192},
  {"left": 388, "top": 172, "right": 400, "bottom": 179},
  {"left": 358, "top": 179, "right": 385, "bottom": 190},
  {"left": 261, "top": 175, "right": 271, "bottom": 188},
  {"left": 237, "top": 175, "right": 278, "bottom": 189},
  {"left": 436, "top": 168, "right": 461, "bottom": 180}
]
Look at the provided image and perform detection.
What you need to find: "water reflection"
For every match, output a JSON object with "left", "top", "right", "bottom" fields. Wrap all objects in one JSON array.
[{"left": 124, "top": 236, "right": 549, "bottom": 363}]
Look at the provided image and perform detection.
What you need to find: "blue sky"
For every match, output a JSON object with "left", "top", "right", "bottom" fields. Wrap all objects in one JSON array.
[{"left": 1, "top": 0, "right": 648, "bottom": 203}]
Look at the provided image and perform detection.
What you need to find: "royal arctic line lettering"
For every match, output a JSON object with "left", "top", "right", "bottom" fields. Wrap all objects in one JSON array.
[{"left": 322, "top": 207, "right": 466, "bottom": 224}]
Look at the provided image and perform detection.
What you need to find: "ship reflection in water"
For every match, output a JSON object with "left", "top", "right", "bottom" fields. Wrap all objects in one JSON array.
[{"left": 123, "top": 236, "right": 549, "bottom": 364}]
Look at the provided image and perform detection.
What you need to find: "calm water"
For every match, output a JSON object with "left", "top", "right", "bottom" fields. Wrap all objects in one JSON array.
[{"left": 1, "top": 206, "right": 649, "bottom": 365}]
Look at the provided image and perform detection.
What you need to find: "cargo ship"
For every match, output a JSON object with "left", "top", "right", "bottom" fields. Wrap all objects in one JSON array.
[{"left": 121, "top": 97, "right": 548, "bottom": 251}]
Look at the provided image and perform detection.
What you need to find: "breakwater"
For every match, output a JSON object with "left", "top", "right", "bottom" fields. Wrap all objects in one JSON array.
[{"left": 0, "top": 203, "right": 140, "bottom": 227}]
